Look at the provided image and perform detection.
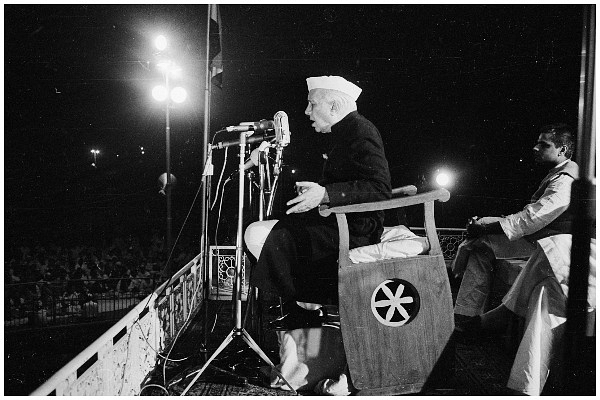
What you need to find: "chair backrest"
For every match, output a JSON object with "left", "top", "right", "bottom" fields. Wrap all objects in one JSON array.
[{"left": 320, "top": 187, "right": 450, "bottom": 268}]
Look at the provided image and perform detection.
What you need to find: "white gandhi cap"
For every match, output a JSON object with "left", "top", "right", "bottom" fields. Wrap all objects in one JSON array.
[{"left": 306, "top": 75, "right": 362, "bottom": 101}]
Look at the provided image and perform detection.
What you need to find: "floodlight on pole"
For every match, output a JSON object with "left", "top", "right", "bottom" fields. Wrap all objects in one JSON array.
[
  {"left": 152, "top": 85, "right": 168, "bottom": 102},
  {"left": 90, "top": 149, "right": 100, "bottom": 166},
  {"left": 156, "top": 60, "right": 173, "bottom": 72},
  {"left": 155, "top": 35, "right": 167, "bottom": 51},
  {"left": 150, "top": 41, "right": 187, "bottom": 277},
  {"left": 170, "top": 86, "right": 187, "bottom": 103}
]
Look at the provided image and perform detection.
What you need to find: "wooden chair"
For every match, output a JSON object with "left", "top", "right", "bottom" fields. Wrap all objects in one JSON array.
[{"left": 319, "top": 186, "right": 454, "bottom": 395}]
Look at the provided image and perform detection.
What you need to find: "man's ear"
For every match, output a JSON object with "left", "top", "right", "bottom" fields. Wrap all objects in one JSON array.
[{"left": 330, "top": 100, "right": 339, "bottom": 114}]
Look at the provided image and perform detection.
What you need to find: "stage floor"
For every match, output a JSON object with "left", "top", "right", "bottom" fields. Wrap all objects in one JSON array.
[{"left": 142, "top": 296, "right": 528, "bottom": 396}]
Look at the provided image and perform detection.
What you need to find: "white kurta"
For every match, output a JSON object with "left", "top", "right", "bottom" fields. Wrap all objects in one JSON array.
[
  {"left": 452, "top": 164, "right": 577, "bottom": 316},
  {"left": 499, "top": 171, "right": 576, "bottom": 241},
  {"left": 503, "top": 234, "right": 596, "bottom": 395}
]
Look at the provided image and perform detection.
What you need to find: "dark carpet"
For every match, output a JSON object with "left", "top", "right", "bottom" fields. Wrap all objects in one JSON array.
[
  {"left": 142, "top": 298, "right": 521, "bottom": 396},
  {"left": 171, "top": 381, "right": 295, "bottom": 396},
  {"left": 454, "top": 338, "right": 516, "bottom": 395}
]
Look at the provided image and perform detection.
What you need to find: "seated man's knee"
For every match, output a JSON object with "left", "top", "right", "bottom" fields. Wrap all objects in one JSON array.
[{"left": 244, "top": 220, "right": 279, "bottom": 260}]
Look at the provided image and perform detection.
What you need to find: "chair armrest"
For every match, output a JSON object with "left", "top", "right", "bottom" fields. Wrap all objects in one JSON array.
[
  {"left": 319, "top": 188, "right": 450, "bottom": 217},
  {"left": 319, "top": 188, "right": 451, "bottom": 268}
]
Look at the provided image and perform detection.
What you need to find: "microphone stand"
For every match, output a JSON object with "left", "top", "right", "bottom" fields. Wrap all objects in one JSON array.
[
  {"left": 242, "top": 145, "right": 270, "bottom": 345},
  {"left": 181, "top": 131, "right": 295, "bottom": 395},
  {"left": 243, "top": 134, "right": 287, "bottom": 338},
  {"left": 200, "top": 144, "right": 213, "bottom": 350}
]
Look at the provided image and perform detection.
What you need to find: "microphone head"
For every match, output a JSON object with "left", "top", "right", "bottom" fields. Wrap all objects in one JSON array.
[
  {"left": 274, "top": 111, "right": 290, "bottom": 146},
  {"left": 238, "top": 119, "right": 274, "bottom": 132},
  {"left": 256, "top": 119, "right": 274, "bottom": 131}
]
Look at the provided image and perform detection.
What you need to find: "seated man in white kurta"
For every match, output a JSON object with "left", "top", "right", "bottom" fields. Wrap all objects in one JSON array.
[
  {"left": 457, "top": 234, "right": 596, "bottom": 395},
  {"left": 452, "top": 124, "right": 578, "bottom": 319}
]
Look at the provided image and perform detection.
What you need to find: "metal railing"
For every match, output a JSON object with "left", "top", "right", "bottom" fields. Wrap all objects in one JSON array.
[
  {"left": 208, "top": 245, "right": 249, "bottom": 300},
  {"left": 29, "top": 254, "right": 204, "bottom": 396},
  {"left": 27, "top": 228, "right": 467, "bottom": 395},
  {"left": 411, "top": 227, "right": 466, "bottom": 260},
  {"left": 5, "top": 277, "right": 159, "bottom": 329}
]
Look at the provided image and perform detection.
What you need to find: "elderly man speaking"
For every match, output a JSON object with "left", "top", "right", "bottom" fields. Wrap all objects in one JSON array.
[{"left": 244, "top": 75, "right": 392, "bottom": 331}]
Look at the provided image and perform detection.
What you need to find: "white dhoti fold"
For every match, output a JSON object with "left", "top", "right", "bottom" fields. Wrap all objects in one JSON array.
[
  {"left": 268, "top": 318, "right": 353, "bottom": 395},
  {"left": 503, "top": 234, "right": 596, "bottom": 395}
]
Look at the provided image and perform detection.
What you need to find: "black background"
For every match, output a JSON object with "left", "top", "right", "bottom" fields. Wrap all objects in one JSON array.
[{"left": 4, "top": 4, "right": 585, "bottom": 247}]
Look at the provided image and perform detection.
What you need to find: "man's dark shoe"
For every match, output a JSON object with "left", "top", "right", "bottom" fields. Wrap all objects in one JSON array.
[
  {"left": 267, "top": 301, "right": 299, "bottom": 317},
  {"left": 267, "top": 306, "right": 327, "bottom": 331}
]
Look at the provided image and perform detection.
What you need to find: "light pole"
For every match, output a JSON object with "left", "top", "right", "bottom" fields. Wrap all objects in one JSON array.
[
  {"left": 152, "top": 35, "right": 187, "bottom": 276},
  {"left": 90, "top": 149, "right": 100, "bottom": 167}
]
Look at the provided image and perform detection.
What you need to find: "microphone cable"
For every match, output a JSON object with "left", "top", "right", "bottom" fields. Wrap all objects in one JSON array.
[
  {"left": 210, "top": 146, "right": 230, "bottom": 210},
  {"left": 148, "top": 135, "right": 248, "bottom": 390},
  {"left": 124, "top": 136, "right": 227, "bottom": 395},
  {"left": 158, "top": 173, "right": 232, "bottom": 392},
  {"left": 138, "top": 143, "right": 214, "bottom": 317}
]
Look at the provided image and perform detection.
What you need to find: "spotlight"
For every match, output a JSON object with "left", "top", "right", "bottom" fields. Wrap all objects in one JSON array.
[{"left": 434, "top": 169, "right": 453, "bottom": 188}]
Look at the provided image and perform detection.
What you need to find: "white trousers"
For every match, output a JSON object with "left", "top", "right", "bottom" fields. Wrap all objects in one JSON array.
[
  {"left": 244, "top": 220, "right": 278, "bottom": 260},
  {"left": 504, "top": 235, "right": 596, "bottom": 395},
  {"left": 452, "top": 234, "right": 536, "bottom": 316}
]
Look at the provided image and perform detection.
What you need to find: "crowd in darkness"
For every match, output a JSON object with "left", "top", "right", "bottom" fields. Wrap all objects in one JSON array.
[{"left": 4, "top": 229, "right": 199, "bottom": 322}]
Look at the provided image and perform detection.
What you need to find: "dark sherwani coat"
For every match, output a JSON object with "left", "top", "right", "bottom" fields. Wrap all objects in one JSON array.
[{"left": 249, "top": 111, "right": 392, "bottom": 302}]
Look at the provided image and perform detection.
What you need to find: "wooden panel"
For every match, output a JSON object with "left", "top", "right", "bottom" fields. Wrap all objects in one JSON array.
[
  {"left": 424, "top": 201, "right": 442, "bottom": 255},
  {"left": 338, "top": 254, "right": 453, "bottom": 392}
]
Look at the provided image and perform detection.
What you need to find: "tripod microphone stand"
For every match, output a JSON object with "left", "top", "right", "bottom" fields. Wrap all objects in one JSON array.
[
  {"left": 243, "top": 143, "right": 270, "bottom": 343},
  {"left": 181, "top": 130, "right": 295, "bottom": 395},
  {"left": 243, "top": 111, "right": 289, "bottom": 342}
]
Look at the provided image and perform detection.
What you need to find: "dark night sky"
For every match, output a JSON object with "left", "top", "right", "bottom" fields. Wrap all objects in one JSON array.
[{"left": 3, "top": 4, "right": 585, "bottom": 244}]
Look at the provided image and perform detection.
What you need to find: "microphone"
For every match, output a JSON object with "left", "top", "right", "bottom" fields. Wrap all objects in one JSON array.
[
  {"left": 274, "top": 111, "right": 290, "bottom": 147},
  {"left": 227, "top": 141, "right": 270, "bottom": 180},
  {"left": 212, "top": 133, "right": 276, "bottom": 149},
  {"left": 273, "top": 111, "right": 290, "bottom": 176},
  {"left": 224, "top": 119, "right": 274, "bottom": 133}
]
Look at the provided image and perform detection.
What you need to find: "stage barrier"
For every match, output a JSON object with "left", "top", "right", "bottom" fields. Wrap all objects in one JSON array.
[
  {"left": 208, "top": 245, "right": 249, "bottom": 300},
  {"left": 29, "top": 230, "right": 465, "bottom": 395},
  {"left": 29, "top": 253, "right": 204, "bottom": 396}
]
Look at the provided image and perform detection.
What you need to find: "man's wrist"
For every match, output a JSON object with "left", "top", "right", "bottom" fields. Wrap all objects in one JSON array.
[
  {"left": 320, "top": 188, "right": 330, "bottom": 205},
  {"left": 483, "top": 221, "right": 503, "bottom": 235}
]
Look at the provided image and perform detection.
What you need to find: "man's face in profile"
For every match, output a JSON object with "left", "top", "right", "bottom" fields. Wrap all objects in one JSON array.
[
  {"left": 533, "top": 133, "right": 563, "bottom": 165},
  {"left": 305, "top": 89, "right": 334, "bottom": 133}
]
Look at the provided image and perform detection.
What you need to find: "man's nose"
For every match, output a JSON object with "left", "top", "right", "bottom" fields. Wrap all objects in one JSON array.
[{"left": 304, "top": 105, "right": 311, "bottom": 115}]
